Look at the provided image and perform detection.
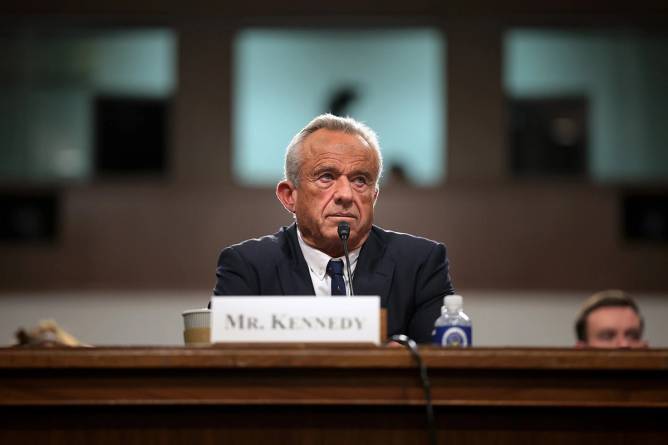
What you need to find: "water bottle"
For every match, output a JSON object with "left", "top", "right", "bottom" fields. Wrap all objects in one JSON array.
[{"left": 432, "top": 294, "right": 472, "bottom": 347}]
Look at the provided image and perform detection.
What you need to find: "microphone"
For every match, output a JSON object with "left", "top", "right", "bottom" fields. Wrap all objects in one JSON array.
[{"left": 337, "top": 221, "right": 355, "bottom": 296}]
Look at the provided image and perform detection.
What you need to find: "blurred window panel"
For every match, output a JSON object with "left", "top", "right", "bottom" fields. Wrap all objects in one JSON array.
[
  {"left": 623, "top": 193, "right": 668, "bottom": 243},
  {"left": 0, "top": 28, "right": 176, "bottom": 182},
  {"left": 504, "top": 30, "right": 668, "bottom": 183},
  {"left": 233, "top": 29, "right": 446, "bottom": 187},
  {"left": 0, "top": 192, "right": 58, "bottom": 243}
]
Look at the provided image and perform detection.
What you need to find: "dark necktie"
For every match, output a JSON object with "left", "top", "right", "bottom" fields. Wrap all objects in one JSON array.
[{"left": 326, "top": 259, "right": 347, "bottom": 296}]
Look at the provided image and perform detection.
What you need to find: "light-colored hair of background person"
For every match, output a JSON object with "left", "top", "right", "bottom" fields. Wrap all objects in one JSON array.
[{"left": 283, "top": 114, "right": 383, "bottom": 188}]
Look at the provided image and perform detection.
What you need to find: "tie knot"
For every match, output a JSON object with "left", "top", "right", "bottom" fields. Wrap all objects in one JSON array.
[{"left": 326, "top": 259, "right": 345, "bottom": 277}]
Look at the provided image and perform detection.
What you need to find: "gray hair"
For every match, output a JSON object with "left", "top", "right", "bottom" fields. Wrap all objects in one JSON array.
[{"left": 284, "top": 114, "right": 383, "bottom": 188}]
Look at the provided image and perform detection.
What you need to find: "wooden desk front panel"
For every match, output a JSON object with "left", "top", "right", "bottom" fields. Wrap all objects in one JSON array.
[{"left": 1, "top": 347, "right": 667, "bottom": 444}]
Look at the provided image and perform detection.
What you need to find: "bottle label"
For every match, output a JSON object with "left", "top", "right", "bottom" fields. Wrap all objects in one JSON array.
[{"left": 432, "top": 325, "right": 472, "bottom": 347}]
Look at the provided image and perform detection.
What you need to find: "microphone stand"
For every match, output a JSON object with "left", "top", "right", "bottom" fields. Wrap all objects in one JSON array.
[{"left": 337, "top": 222, "right": 355, "bottom": 296}]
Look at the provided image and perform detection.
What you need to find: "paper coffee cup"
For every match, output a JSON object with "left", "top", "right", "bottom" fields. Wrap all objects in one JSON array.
[{"left": 182, "top": 308, "right": 211, "bottom": 346}]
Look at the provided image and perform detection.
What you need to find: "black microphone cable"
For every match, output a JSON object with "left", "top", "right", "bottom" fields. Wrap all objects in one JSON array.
[
  {"left": 337, "top": 221, "right": 354, "bottom": 296},
  {"left": 388, "top": 334, "right": 437, "bottom": 445}
]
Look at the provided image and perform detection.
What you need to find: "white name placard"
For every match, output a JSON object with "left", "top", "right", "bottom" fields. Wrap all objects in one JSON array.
[{"left": 210, "top": 296, "right": 380, "bottom": 345}]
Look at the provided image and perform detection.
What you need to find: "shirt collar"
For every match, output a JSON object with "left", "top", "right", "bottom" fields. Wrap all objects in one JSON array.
[{"left": 297, "top": 228, "right": 361, "bottom": 280}]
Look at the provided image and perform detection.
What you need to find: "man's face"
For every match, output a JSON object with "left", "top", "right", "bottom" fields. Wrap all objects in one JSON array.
[
  {"left": 277, "top": 129, "right": 379, "bottom": 257},
  {"left": 582, "top": 306, "right": 647, "bottom": 349}
]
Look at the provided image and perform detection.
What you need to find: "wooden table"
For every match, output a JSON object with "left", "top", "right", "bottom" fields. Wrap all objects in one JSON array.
[{"left": 1, "top": 346, "right": 667, "bottom": 444}]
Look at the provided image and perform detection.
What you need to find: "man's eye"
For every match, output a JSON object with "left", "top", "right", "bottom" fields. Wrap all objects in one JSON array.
[
  {"left": 596, "top": 330, "right": 616, "bottom": 341},
  {"left": 318, "top": 173, "right": 334, "bottom": 181},
  {"left": 625, "top": 330, "right": 641, "bottom": 341},
  {"left": 352, "top": 176, "right": 368, "bottom": 186}
]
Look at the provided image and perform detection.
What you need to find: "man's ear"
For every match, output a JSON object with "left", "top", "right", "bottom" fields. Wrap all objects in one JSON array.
[
  {"left": 276, "top": 180, "right": 297, "bottom": 213},
  {"left": 373, "top": 187, "right": 379, "bottom": 207}
]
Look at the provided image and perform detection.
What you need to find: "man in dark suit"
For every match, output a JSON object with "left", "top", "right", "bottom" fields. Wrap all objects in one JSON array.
[{"left": 214, "top": 114, "right": 455, "bottom": 343}]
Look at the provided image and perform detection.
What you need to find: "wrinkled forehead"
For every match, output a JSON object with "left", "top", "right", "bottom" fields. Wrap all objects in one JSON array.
[{"left": 302, "top": 129, "right": 380, "bottom": 167}]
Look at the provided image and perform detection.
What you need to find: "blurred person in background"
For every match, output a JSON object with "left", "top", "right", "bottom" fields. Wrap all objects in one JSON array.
[{"left": 575, "top": 289, "right": 648, "bottom": 349}]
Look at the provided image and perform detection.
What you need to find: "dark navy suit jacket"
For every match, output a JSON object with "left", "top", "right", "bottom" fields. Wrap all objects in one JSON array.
[{"left": 213, "top": 223, "right": 455, "bottom": 343}]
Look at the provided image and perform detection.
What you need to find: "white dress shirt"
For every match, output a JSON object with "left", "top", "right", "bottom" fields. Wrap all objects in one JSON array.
[{"left": 297, "top": 228, "right": 360, "bottom": 296}]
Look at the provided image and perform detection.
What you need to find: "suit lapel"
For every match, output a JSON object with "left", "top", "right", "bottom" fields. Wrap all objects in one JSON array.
[
  {"left": 353, "top": 227, "right": 394, "bottom": 307},
  {"left": 276, "top": 224, "right": 316, "bottom": 295}
]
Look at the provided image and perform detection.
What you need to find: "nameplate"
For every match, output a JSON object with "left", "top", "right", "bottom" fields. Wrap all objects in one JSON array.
[{"left": 210, "top": 296, "right": 380, "bottom": 345}]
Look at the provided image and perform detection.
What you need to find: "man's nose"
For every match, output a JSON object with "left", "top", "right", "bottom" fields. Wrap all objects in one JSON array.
[
  {"left": 333, "top": 177, "right": 354, "bottom": 203},
  {"left": 616, "top": 336, "right": 631, "bottom": 349}
]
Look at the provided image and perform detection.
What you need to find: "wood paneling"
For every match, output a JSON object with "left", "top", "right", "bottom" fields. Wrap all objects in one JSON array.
[{"left": 1, "top": 347, "right": 667, "bottom": 444}]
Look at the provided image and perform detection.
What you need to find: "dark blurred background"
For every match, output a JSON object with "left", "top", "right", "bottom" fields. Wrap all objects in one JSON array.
[{"left": 0, "top": 1, "right": 667, "bottom": 346}]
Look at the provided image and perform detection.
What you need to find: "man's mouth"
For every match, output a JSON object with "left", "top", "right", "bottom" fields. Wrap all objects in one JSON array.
[{"left": 328, "top": 213, "right": 356, "bottom": 219}]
